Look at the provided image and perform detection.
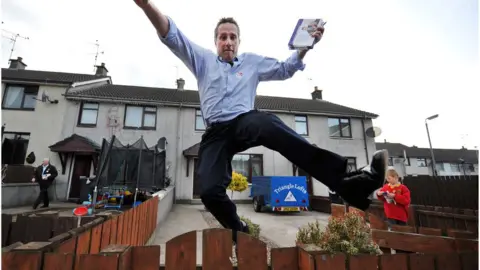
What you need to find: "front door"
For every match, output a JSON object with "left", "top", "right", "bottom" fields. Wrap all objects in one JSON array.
[
  {"left": 192, "top": 158, "right": 202, "bottom": 198},
  {"left": 297, "top": 167, "right": 314, "bottom": 195},
  {"left": 69, "top": 155, "right": 92, "bottom": 199}
]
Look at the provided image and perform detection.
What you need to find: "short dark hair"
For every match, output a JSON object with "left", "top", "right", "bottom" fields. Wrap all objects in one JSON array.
[{"left": 214, "top": 17, "right": 240, "bottom": 39}]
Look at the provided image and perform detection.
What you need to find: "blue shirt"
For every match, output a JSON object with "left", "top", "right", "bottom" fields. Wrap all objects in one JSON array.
[{"left": 159, "top": 17, "right": 306, "bottom": 126}]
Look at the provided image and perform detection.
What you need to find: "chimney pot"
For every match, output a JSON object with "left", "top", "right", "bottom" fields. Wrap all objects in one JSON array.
[
  {"left": 95, "top": 62, "right": 108, "bottom": 76},
  {"left": 311, "top": 86, "right": 323, "bottom": 100},
  {"left": 9, "top": 56, "right": 27, "bottom": 70},
  {"left": 176, "top": 78, "right": 185, "bottom": 90}
]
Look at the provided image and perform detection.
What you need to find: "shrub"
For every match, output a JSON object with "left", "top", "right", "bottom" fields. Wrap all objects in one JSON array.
[
  {"left": 296, "top": 212, "right": 382, "bottom": 256},
  {"left": 240, "top": 216, "right": 260, "bottom": 239},
  {"left": 227, "top": 171, "right": 249, "bottom": 199}
]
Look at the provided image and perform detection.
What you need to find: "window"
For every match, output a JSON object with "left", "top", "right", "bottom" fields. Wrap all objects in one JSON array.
[
  {"left": 346, "top": 157, "right": 357, "bottom": 172},
  {"left": 295, "top": 115, "right": 308, "bottom": 136},
  {"left": 2, "top": 85, "right": 38, "bottom": 110},
  {"left": 436, "top": 163, "right": 445, "bottom": 172},
  {"left": 124, "top": 105, "right": 157, "bottom": 129},
  {"left": 231, "top": 154, "right": 263, "bottom": 183},
  {"left": 328, "top": 117, "right": 351, "bottom": 138},
  {"left": 78, "top": 102, "right": 99, "bottom": 127},
  {"left": 2, "top": 132, "right": 30, "bottom": 165},
  {"left": 450, "top": 163, "right": 461, "bottom": 173},
  {"left": 195, "top": 109, "right": 206, "bottom": 131},
  {"left": 416, "top": 158, "right": 427, "bottom": 167},
  {"left": 388, "top": 157, "right": 393, "bottom": 166}
]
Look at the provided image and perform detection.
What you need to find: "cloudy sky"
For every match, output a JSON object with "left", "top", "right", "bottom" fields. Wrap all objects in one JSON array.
[{"left": 2, "top": 0, "right": 478, "bottom": 149}]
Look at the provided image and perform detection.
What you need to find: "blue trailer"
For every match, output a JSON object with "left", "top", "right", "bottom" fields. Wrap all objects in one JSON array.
[{"left": 250, "top": 176, "right": 309, "bottom": 212}]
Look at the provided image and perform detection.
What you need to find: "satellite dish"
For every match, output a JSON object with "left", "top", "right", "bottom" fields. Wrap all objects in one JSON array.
[
  {"left": 157, "top": 137, "right": 167, "bottom": 151},
  {"left": 365, "top": 126, "right": 382, "bottom": 138}
]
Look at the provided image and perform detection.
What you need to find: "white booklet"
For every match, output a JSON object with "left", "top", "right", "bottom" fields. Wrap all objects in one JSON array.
[{"left": 288, "top": 19, "right": 326, "bottom": 50}]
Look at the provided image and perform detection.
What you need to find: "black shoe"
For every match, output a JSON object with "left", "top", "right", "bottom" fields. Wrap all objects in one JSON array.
[{"left": 337, "top": 150, "right": 388, "bottom": 210}]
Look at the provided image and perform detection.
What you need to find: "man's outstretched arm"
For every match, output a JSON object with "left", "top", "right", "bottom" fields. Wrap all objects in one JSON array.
[
  {"left": 135, "top": 0, "right": 208, "bottom": 78},
  {"left": 256, "top": 51, "right": 307, "bottom": 82}
]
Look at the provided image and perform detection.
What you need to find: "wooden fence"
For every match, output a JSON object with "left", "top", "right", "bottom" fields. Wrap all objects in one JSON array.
[
  {"left": 310, "top": 175, "right": 478, "bottom": 214},
  {"left": 403, "top": 175, "right": 478, "bottom": 209},
  {"left": 3, "top": 227, "right": 478, "bottom": 270},
  {"left": 2, "top": 196, "right": 159, "bottom": 269},
  {"left": 367, "top": 203, "right": 478, "bottom": 236}
]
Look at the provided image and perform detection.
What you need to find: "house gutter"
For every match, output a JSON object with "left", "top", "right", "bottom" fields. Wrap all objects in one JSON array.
[
  {"left": 65, "top": 96, "right": 378, "bottom": 119},
  {"left": 362, "top": 113, "right": 369, "bottom": 165}
]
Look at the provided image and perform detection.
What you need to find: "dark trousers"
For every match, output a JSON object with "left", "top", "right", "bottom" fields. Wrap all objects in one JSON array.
[
  {"left": 34, "top": 186, "right": 50, "bottom": 208},
  {"left": 387, "top": 218, "right": 407, "bottom": 226},
  {"left": 197, "top": 110, "right": 347, "bottom": 232}
]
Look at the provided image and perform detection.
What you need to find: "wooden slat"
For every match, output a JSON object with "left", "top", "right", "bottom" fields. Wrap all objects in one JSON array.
[
  {"left": 372, "top": 229, "right": 457, "bottom": 253},
  {"left": 271, "top": 247, "right": 298, "bottom": 270},
  {"left": 27, "top": 216, "right": 55, "bottom": 242},
  {"left": 109, "top": 216, "right": 118, "bottom": 245},
  {"left": 2, "top": 214, "right": 13, "bottom": 247},
  {"left": 446, "top": 229, "right": 476, "bottom": 239},
  {"left": 237, "top": 232, "right": 267, "bottom": 270},
  {"left": 10, "top": 215, "right": 29, "bottom": 244},
  {"left": 349, "top": 255, "right": 378, "bottom": 270},
  {"left": 391, "top": 225, "right": 416, "bottom": 233},
  {"left": 78, "top": 253, "right": 119, "bottom": 270},
  {"left": 460, "top": 252, "right": 478, "bottom": 270},
  {"left": 330, "top": 204, "right": 346, "bottom": 218},
  {"left": 418, "top": 227, "right": 442, "bottom": 236},
  {"left": 314, "top": 253, "right": 346, "bottom": 270},
  {"left": 131, "top": 206, "right": 138, "bottom": 246},
  {"left": 2, "top": 242, "right": 23, "bottom": 252},
  {"left": 55, "top": 236, "right": 77, "bottom": 253},
  {"left": 368, "top": 213, "right": 388, "bottom": 230},
  {"left": 117, "top": 214, "right": 124, "bottom": 245},
  {"left": 131, "top": 245, "right": 161, "bottom": 270},
  {"left": 74, "top": 229, "right": 92, "bottom": 270},
  {"left": 202, "top": 228, "right": 232, "bottom": 270},
  {"left": 43, "top": 253, "right": 75, "bottom": 270},
  {"left": 100, "top": 244, "right": 133, "bottom": 270},
  {"left": 298, "top": 248, "right": 314, "bottom": 270},
  {"left": 409, "top": 253, "right": 435, "bottom": 270},
  {"left": 123, "top": 210, "right": 131, "bottom": 245},
  {"left": 89, "top": 222, "right": 103, "bottom": 254},
  {"left": 53, "top": 217, "right": 77, "bottom": 237},
  {"left": 165, "top": 230, "right": 196, "bottom": 269},
  {"left": 379, "top": 254, "right": 408, "bottom": 270},
  {"left": 454, "top": 238, "right": 478, "bottom": 252},
  {"left": 2, "top": 251, "right": 43, "bottom": 270},
  {"left": 100, "top": 219, "right": 112, "bottom": 250},
  {"left": 436, "top": 253, "right": 462, "bottom": 270}
]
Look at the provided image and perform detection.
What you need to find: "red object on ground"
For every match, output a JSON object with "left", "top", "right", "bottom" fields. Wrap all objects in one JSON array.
[{"left": 73, "top": 206, "right": 88, "bottom": 216}]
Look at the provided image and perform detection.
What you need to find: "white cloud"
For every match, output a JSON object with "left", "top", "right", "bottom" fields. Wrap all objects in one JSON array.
[{"left": 1, "top": 0, "right": 478, "bottom": 149}]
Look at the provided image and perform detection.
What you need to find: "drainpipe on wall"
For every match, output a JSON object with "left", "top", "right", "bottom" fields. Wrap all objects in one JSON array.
[
  {"left": 173, "top": 101, "right": 183, "bottom": 205},
  {"left": 361, "top": 114, "right": 369, "bottom": 165}
]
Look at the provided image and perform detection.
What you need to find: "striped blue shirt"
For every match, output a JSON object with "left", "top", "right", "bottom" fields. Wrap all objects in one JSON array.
[{"left": 159, "top": 17, "right": 306, "bottom": 126}]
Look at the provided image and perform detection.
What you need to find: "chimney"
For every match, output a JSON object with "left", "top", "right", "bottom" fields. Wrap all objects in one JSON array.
[
  {"left": 311, "top": 86, "right": 323, "bottom": 100},
  {"left": 95, "top": 62, "right": 108, "bottom": 76},
  {"left": 176, "top": 78, "right": 185, "bottom": 90},
  {"left": 9, "top": 57, "right": 27, "bottom": 70}
]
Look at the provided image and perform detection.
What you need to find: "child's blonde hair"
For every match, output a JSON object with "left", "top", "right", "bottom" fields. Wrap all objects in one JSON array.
[{"left": 386, "top": 166, "right": 399, "bottom": 178}]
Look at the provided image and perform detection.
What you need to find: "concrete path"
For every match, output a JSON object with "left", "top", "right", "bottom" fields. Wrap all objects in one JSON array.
[
  {"left": 236, "top": 204, "right": 330, "bottom": 247},
  {"left": 151, "top": 204, "right": 209, "bottom": 265}
]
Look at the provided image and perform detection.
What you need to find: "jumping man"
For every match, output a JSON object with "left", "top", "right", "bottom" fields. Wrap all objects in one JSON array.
[{"left": 133, "top": 0, "right": 388, "bottom": 238}]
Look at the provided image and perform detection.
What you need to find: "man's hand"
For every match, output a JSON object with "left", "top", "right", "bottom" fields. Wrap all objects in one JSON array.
[
  {"left": 134, "top": 0, "right": 150, "bottom": 9},
  {"left": 31, "top": 178, "right": 35, "bottom": 183},
  {"left": 310, "top": 24, "right": 325, "bottom": 45}
]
